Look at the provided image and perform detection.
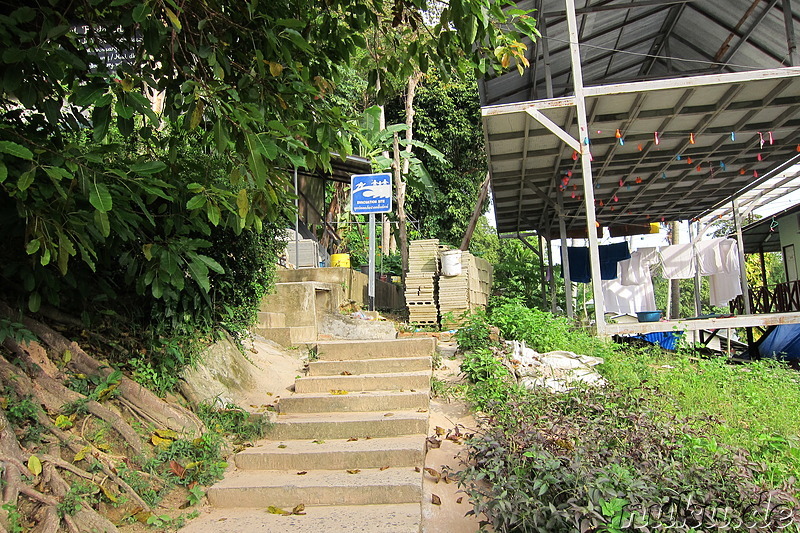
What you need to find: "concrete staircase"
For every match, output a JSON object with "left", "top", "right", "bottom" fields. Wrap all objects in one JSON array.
[{"left": 205, "top": 337, "right": 435, "bottom": 532}]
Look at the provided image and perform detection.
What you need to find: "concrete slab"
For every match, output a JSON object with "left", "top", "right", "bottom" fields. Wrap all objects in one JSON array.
[
  {"left": 278, "top": 391, "right": 429, "bottom": 414},
  {"left": 234, "top": 435, "right": 425, "bottom": 471},
  {"left": 267, "top": 411, "right": 429, "bottom": 440},
  {"left": 307, "top": 357, "right": 432, "bottom": 376},
  {"left": 179, "top": 504, "right": 421, "bottom": 533},
  {"left": 294, "top": 371, "right": 431, "bottom": 393},
  {"left": 315, "top": 338, "right": 435, "bottom": 360},
  {"left": 206, "top": 467, "right": 423, "bottom": 507}
]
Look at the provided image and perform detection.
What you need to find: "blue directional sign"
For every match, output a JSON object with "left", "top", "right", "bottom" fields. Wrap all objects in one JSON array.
[{"left": 351, "top": 173, "right": 392, "bottom": 214}]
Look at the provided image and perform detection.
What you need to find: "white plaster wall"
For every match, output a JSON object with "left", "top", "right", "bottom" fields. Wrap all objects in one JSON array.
[{"left": 778, "top": 212, "right": 800, "bottom": 281}]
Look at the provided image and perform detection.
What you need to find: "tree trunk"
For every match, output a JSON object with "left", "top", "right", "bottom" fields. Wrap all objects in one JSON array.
[{"left": 393, "top": 133, "right": 408, "bottom": 279}]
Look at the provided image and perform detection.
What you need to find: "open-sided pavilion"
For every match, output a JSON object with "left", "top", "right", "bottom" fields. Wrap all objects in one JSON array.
[{"left": 481, "top": 0, "right": 800, "bottom": 338}]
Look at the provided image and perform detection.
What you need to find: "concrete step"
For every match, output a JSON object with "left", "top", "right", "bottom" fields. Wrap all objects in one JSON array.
[
  {"left": 279, "top": 390, "right": 429, "bottom": 414},
  {"left": 308, "top": 357, "right": 431, "bottom": 376},
  {"left": 314, "top": 338, "right": 435, "bottom": 361},
  {"left": 206, "top": 467, "right": 423, "bottom": 508},
  {"left": 256, "top": 325, "right": 317, "bottom": 346},
  {"left": 234, "top": 435, "right": 424, "bottom": 471},
  {"left": 257, "top": 311, "right": 286, "bottom": 328},
  {"left": 266, "top": 411, "right": 429, "bottom": 440},
  {"left": 294, "top": 371, "right": 431, "bottom": 394},
  {"left": 179, "top": 504, "right": 422, "bottom": 533}
]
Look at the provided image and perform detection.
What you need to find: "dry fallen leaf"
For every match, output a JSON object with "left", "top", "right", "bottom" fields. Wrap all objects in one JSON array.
[
  {"left": 292, "top": 504, "right": 306, "bottom": 515},
  {"left": 434, "top": 426, "right": 445, "bottom": 436},
  {"left": 414, "top": 466, "right": 421, "bottom": 472},
  {"left": 424, "top": 467, "right": 442, "bottom": 483},
  {"left": 456, "top": 497, "right": 463, "bottom": 504},
  {"left": 329, "top": 389, "right": 349, "bottom": 395},
  {"left": 380, "top": 465, "right": 390, "bottom": 471},
  {"left": 384, "top": 413, "right": 394, "bottom": 417},
  {"left": 340, "top": 371, "right": 352, "bottom": 375},
  {"left": 347, "top": 437, "right": 358, "bottom": 442},
  {"left": 431, "top": 494, "right": 442, "bottom": 505},
  {"left": 312, "top": 440, "right": 325, "bottom": 444},
  {"left": 346, "top": 469, "right": 361, "bottom": 474},
  {"left": 297, "top": 471, "right": 307, "bottom": 475},
  {"left": 277, "top": 444, "right": 287, "bottom": 449},
  {"left": 266, "top": 506, "right": 290, "bottom": 516},
  {"left": 426, "top": 436, "right": 441, "bottom": 449}
]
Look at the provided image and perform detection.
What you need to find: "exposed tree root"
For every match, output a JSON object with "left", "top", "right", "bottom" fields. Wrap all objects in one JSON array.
[
  {"left": 3, "top": 338, "right": 145, "bottom": 457},
  {"left": 0, "top": 301, "right": 204, "bottom": 435}
]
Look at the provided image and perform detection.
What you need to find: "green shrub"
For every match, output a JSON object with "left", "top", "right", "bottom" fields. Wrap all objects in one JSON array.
[
  {"left": 489, "top": 301, "right": 615, "bottom": 359},
  {"left": 459, "top": 384, "right": 799, "bottom": 532},
  {"left": 454, "top": 308, "right": 496, "bottom": 353}
]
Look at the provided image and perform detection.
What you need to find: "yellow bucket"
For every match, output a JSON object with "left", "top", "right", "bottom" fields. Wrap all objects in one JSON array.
[{"left": 331, "top": 253, "right": 350, "bottom": 268}]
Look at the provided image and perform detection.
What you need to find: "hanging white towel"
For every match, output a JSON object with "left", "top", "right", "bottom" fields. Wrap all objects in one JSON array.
[
  {"left": 660, "top": 244, "right": 696, "bottom": 279},
  {"left": 695, "top": 238, "right": 728, "bottom": 275},
  {"left": 708, "top": 239, "right": 743, "bottom": 307},
  {"left": 619, "top": 247, "right": 659, "bottom": 285},
  {"left": 602, "top": 278, "right": 657, "bottom": 315}
]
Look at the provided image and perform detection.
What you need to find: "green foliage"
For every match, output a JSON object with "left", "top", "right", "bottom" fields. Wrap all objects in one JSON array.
[
  {"left": 459, "top": 384, "right": 799, "bottom": 532},
  {"left": 56, "top": 481, "right": 99, "bottom": 518},
  {"left": 3, "top": 389, "right": 43, "bottom": 444},
  {"left": 453, "top": 308, "right": 496, "bottom": 353},
  {"left": 600, "top": 348, "right": 800, "bottom": 486},
  {"left": 386, "top": 73, "right": 488, "bottom": 245},
  {"left": 146, "top": 433, "right": 228, "bottom": 487},
  {"left": 1, "top": 503, "right": 23, "bottom": 533},
  {"left": 490, "top": 239, "right": 548, "bottom": 309},
  {"left": 197, "top": 401, "right": 267, "bottom": 444},
  {"left": 489, "top": 301, "right": 615, "bottom": 359},
  {"left": 0, "top": 319, "right": 36, "bottom": 345}
]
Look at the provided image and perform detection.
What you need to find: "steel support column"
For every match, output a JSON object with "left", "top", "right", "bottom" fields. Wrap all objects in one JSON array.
[
  {"left": 565, "top": 0, "right": 606, "bottom": 333},
  {"left": 557, "top": 189, "right": 574, "bottom": 318}
]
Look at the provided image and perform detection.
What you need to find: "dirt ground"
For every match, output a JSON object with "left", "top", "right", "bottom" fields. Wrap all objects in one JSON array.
[{"left": 421, "top": 341, "right": 484, "bottom": 533}]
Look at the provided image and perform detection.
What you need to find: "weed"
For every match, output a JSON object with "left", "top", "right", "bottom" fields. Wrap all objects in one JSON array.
[
  {"left": 146, "top": 433, "right": 228, "bottom": 487},
  {"left": 430, "top": 377, "right": 463, "bottom": 400},
  {"left": 187, "top": 485, "right": 204, "bottom": 506},
  {"left": 1, "top": 503, "right": 23, "bottom": 533},
  {"left": 453, "top": 309, "right": 496, "bottom": 353},
  {"left": 431, "top": 348, "right": 442, "bottom": 369},
  {"left": 0, "top": 319, "right": 36, "bottom": 345},
  {"left": 307, "top": 346, "right": 319, "bottom": 362},
  {"left": 57, "top": 481, "right": 99, "bottom": 517},
  {"left": 197, "top": 401, "right": 267, "bottom": 444},
  {"left": 4, "top": 389, "right": 44, "bottom": 444}
]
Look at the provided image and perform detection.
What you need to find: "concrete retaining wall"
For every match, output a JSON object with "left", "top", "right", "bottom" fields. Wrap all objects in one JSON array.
[{"left": 277, "top": 267, "right": 404, "bottom": 310}]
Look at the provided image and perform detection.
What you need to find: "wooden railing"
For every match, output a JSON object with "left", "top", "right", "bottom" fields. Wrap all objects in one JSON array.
[{"left": 730, "top": 280, "right": 800, "bottom": 314}]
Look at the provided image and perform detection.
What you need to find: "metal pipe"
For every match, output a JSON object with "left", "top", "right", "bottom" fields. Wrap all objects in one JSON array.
[
  {"left": 733, "top": 199, "right": 752, "bottom": 315},
  {"left": 558, "top": 189, "right": 574, "bottom": 317},
  {"left": 783, "top": 0, "right": 798, "bottom": 65},
  {"left": 294, "top": 167, "right": 299, "bottom": 267}
]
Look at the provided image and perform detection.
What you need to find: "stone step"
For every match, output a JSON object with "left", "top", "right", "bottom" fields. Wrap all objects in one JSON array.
[
  {"left": 314, "top": 338, "right": 435, "bottom": 361},
  {"left": 308, "top": 357, "right": 431, "bottom": 376},
  {"left": 279, "top": 390, "right": 429, "bottom": 414},
  {"left": 206, "top": 467, "right": 423, "bottom": 508},
  {"left": 294, "top": 371, "right": 430, "bottom": 394},
  {"left": 266, "top": 411, "right": 428, "bottom": 440},
  {"left": 178, "top": 504, "right": 422, "bottom": 533},
  {"left": 256, "top": 325, "right": 317, "bottom": 346},
  {"left": 257, "top": 311, "right": 286, "bottom": 328},
  {"left": 234, "top": 435, "right": 424, "bottom": 471}
]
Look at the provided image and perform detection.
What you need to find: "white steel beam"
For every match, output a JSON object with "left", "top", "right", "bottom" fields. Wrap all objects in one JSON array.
[
  {"left": 525, "top": 108, "right": 582, "bottom": 153},
  {"left": 583, "top": 66, "right": 800, "bottom": 97},
  {"left": 566, "top": 0, "right": 606, "bottom": 334},
  {"left": 482, "top": 96, "right": 576, "bottom": 117}
]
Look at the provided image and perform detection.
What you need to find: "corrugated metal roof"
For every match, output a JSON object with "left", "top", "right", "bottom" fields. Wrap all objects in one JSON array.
[{"left": 482, "top": 0, "right": 800, "bottom": 236}]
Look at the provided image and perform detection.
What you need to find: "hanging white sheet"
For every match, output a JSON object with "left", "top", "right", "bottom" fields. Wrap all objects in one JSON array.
[
  {"left": 602, "top": 278, "right": 657, "bottom": 315},
  {"left": 660, "top": 243, "right": 696, "bottom": 279}
]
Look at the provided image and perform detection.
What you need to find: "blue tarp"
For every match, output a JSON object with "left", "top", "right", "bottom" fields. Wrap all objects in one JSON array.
[
  {"left": 758, "top": 324, "right": 800, "bottom": 360},
  {"left": 638, "top": 331, "right": 684, "bottom": 351}
]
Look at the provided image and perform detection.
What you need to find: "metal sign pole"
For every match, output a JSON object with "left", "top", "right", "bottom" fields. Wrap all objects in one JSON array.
[
  {"left": 294, "top": 167, "right": 299, "bottom": 267},
  {"left": 369, "top": 213, "right": 376, "bottom": 311}
]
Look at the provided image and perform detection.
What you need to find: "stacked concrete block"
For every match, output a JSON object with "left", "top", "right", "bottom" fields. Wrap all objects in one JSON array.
[{"left": 405, "top": 239, "right": 439, "bottom": 325}]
